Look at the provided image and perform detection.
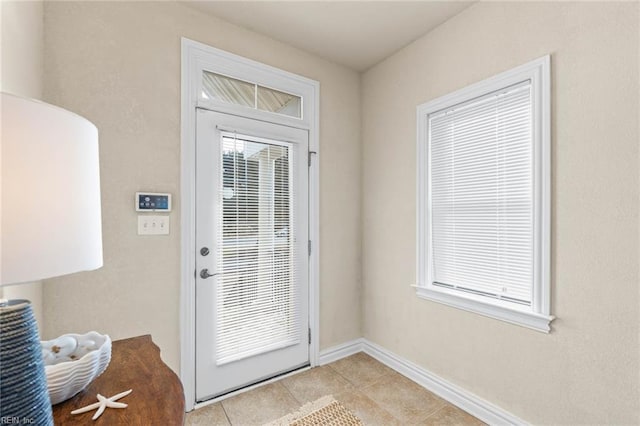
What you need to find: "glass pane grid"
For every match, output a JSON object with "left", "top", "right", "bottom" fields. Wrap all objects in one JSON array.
[{"left": 201, "top": 71, "right": 302, "bottom": 119}]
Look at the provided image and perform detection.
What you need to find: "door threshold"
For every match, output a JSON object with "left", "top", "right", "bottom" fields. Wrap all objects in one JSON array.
[{"left": 193, "top": 364, "right": 311, "bottom": 411}]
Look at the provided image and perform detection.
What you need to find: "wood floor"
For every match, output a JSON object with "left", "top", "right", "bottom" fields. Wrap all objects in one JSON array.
[{"left": 186, "top": 353, "right": 485, "bottom": 425}]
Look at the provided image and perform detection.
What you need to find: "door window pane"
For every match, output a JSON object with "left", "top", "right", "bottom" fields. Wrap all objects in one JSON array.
[{"left": 217, "top": 136, "right": 299, "bottom": 365}]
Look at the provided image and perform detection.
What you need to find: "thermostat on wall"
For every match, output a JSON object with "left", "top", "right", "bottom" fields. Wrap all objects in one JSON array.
[{"left": 136, "top": 192, "right": 172, "bottom": 212}]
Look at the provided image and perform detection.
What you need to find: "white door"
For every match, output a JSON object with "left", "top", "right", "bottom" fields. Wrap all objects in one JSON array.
[{"left": 195, "top": 109, "right": 309, "bottom": 401}]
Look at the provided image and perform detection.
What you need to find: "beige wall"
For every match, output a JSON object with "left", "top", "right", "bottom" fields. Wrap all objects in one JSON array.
[
  {"left": 42, "top": 1, "right": 361, "bottom": 373},
  {"left": 1, "top": 0, "right": 44, "bottom": 329},
  {"left": 362, "top": 2, "right": 639, "bottom": 424}
]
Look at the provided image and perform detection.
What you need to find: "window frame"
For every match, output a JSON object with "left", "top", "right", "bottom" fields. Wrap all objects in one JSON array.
[
  {"left": 415, "top": 56, "right": 553, "bottom": 333},
  {"left": 189, "top": 46, "right": 314, "bottom": 129}
]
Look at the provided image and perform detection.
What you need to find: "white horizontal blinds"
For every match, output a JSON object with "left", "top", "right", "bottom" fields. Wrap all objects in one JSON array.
[
  {"left": 429, "top": 82, "right": 534, "bottom": 306},
  {"left": 216, "top": 135, "right": 300, "bottom": 365}
]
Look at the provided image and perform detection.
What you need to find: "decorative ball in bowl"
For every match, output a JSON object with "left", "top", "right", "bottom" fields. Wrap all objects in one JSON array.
[{"left": 41, "top": 332, "right": 112, "bottom": 405}]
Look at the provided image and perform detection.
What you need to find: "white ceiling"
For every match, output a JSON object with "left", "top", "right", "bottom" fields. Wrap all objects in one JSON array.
[{"left": 184, "top": 1, "right": 474, "bottom": 72}]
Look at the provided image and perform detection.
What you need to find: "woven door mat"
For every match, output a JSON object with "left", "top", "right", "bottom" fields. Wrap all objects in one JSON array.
[{"left": 264, "top": 395, "right": 363, "bottom": 426}]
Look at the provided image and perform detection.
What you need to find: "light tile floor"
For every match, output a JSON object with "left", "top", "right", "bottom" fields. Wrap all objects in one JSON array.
[{"left": 186, "top": 353, "right": 485, "bottom": 426}]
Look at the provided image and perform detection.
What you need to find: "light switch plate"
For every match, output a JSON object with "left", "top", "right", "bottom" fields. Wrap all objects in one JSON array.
[{"left": 138, "top": 215, "right": 169, "bottom": 235}]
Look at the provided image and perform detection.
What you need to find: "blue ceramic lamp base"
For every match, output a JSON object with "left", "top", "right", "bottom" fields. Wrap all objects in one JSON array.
[{"left": 0, "top": 299, "right": 53, "bottom": 425}]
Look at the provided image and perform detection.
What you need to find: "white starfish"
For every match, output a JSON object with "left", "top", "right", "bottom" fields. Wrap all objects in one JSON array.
[{"left": 70, "top": 389, "right": 133, "bottom": 420}]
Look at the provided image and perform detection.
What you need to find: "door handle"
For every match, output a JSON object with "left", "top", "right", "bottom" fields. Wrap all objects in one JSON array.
[{"left": 200, "top": 268, "right": 221, "bottom": 279}]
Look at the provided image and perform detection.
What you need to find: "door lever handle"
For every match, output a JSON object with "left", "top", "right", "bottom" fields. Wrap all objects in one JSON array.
[{"left": 200, "top": 268, "right": 220, "bottom": 279}]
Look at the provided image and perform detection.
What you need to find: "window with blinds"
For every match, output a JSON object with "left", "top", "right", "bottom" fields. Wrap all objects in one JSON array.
[
  {"left": 216, "top": 135, "right": 300, "bottom": 365},
  {"left": 430, "top": 82, "right": 533, "bottom": 306},
  {"left": 416, "top": 56, "right": 552, "bottom": 332}
]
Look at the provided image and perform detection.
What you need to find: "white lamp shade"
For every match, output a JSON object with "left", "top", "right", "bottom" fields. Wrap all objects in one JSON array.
[{"left": 1, "top": 93, "right": 103, "bottom": 285}]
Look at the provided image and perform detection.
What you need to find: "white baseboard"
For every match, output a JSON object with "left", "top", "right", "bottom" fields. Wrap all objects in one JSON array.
[
  {"left": 318, "top": 338, "right": 364, "bottom": 365},
  {"left": 320, "top": 338, "right": 527, "bottom": 425}
]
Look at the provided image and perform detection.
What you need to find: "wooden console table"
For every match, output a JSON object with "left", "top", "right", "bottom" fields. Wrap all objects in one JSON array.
[{"left": 52, "top": 335, "right": 185, "bottom": 425}]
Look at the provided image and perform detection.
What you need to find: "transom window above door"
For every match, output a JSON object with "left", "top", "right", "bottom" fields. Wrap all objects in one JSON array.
[{"left": 201, "top": 71, "right": 302, "bottom": 119}]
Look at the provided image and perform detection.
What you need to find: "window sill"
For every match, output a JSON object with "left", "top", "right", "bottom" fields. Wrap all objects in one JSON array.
[{"left": 412, "top": 285, "right": 554, "bottom": 333}]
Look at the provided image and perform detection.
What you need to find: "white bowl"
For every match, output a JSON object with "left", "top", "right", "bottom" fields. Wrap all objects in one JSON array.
[{"left": 41, "top": 332, "right": 112, "bottom": 405}]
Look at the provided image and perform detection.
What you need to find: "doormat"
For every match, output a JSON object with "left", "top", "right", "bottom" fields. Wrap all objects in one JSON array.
[{"left": 264, "top": 395, "right": 363, "bottom": 426}]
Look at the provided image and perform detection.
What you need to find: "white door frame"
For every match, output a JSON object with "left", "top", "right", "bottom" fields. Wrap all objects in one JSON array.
[{"left": 180, "top": 38, "right": 320, "bottom": 411}]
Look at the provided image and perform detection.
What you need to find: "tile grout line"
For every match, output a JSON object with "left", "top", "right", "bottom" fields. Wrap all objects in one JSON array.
[
  {"left": 355, "top": 371, "right": 423, "bottom": 424},
  {"left": 279, "top": 378, "right": 305, "bottom": 406},
  {"left": 281, "top": 365, "right": 356, "bottom": 406},
  {"left": 416, "top": 401, "right": 450, "bottom": 423},
  {"left": 321, "top": 362, "right": 363, "bottom": 394},
  {"left": 219, "top": 400, "right": 233, "bottom": 426},
  {"left": 334, "top": 387, "right": 403, "bottom": 426},
  {"left": 325, "top": 361, "right": 403, "bottom": 424},
  {"left": 326, "top": 364, "right": 356, "bottom": 385},
  {"left": 338, "top": 358, "right": 452, "bottom": 424},
  {"left": 324, "top": 363, "right": 359, "bottom": 387},
  {"left": 327, "top": 360, "right": 396, "bottom": 391}
]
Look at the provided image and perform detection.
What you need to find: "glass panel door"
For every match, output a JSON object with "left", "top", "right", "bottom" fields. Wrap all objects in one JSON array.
[{"left": 195, "top": 109, "right": 309, "bottom": 401}]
